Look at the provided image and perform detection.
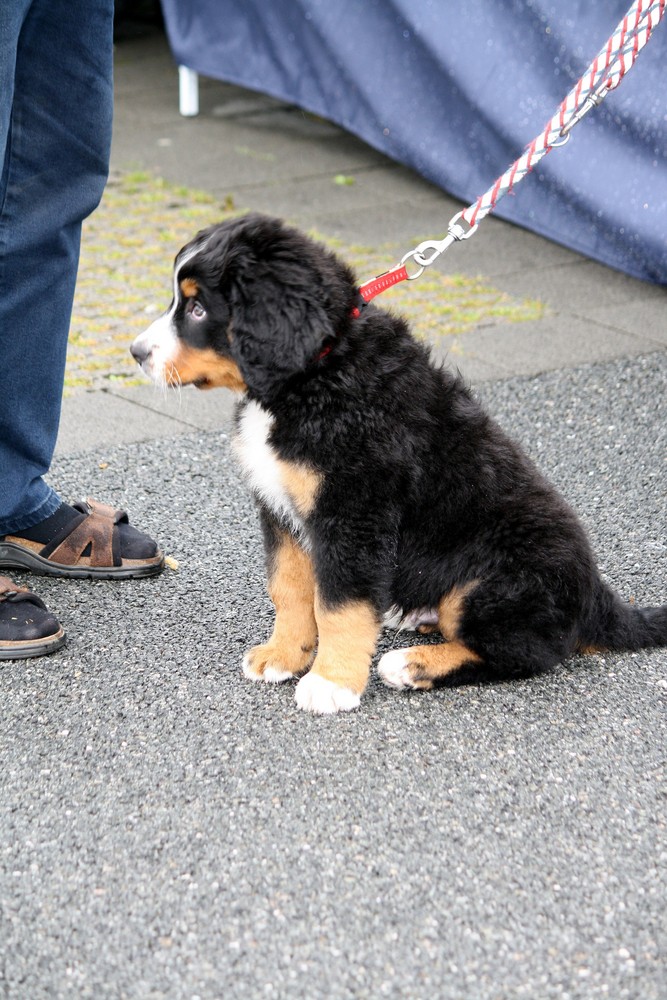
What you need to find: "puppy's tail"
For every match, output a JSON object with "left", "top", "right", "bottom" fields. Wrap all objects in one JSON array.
[{"left": 580, "top": 583, "right": 667, "bottom": 654}]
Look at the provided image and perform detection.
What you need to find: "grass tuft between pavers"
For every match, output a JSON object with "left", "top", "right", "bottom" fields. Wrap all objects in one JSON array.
[{"left": 67, "top": 169, "right": 544, "bottom": 392}]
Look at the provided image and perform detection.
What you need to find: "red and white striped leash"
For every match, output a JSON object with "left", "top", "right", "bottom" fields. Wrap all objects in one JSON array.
[{"left": 355, "top": 0, "right": 665, "bottom": 310}]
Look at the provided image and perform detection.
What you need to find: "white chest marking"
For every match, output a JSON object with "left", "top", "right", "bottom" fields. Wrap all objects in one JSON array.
[{"left": 233, "top": 400, "right": 305, "bottom": 536}]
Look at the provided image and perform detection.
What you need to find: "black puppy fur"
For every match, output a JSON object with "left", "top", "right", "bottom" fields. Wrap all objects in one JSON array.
[{"left": 133, "top": 213, "right": 667, "bottom": 703}]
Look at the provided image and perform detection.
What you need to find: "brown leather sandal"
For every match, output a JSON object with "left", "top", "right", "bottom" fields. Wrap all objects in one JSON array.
[
  {"left": 0, "top": 499, "right": 164, "bottom": 580},
  {"left": 0, "top": 575, "right": 66, "bottom": 660}
]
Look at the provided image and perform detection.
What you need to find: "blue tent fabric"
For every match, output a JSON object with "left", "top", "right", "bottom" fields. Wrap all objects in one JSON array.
[{"left": 160, "top": 1, "right": 667, "bottom": 284}]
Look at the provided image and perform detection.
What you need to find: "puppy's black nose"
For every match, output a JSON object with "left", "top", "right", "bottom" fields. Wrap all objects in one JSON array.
[{"left": 130, "top": 339, "right": 150, "bottom": 365}]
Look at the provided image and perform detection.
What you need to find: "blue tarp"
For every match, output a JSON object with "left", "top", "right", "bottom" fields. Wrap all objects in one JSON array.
[{"left": 161, "top": 1, "right": 667, "bottom": 284}]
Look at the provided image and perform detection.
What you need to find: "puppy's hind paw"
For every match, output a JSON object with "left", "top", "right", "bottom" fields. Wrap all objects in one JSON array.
[
  {"left": 295, "top": 672, "right": 361, "bottom": 715},
  {"left": 377, "top": 650, "right": 418, "bottom": 690}
]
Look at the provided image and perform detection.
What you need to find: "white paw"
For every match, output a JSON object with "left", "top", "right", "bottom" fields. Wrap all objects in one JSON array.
[
  {"left": 294, "top": 672, "right": 361, "bottom": 715},
  {"left": 242, "top": 653, "right": 293, "bottom": 684},
  {"left": 263, "top": 665, "right": 294, "bottom": 683},
  {"left": 377, "top": 649, "right": 415, "bottom": 690}
]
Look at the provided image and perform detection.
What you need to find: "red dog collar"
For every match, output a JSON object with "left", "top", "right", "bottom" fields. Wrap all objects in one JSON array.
[
  {"left": 314, "top": 263, "right": 411, "bottom": 363},
  {"left": 351, "top": 264, "right": 411, "bottom": 317}
]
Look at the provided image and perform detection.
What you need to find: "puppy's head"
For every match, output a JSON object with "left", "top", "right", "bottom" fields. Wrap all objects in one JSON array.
[{"left": 131, "top": 213, "right": 358, "bottom": 400}]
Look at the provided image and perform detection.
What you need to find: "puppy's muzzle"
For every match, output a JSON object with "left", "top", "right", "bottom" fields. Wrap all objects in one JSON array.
[{"left": 130, "top": 315, "right": 174, "bottom": 382}]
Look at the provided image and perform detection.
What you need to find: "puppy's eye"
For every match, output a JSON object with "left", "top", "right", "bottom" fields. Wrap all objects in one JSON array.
[{"left": 190, "top": 300, "right": 206, "bottom": 320}]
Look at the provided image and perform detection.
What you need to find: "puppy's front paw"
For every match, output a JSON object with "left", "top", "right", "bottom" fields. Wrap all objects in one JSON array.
[
  {"left": 242, "top": 644, "right": 305, "bottom": 684},
  {"left": 294, "top": 672, "right": 361, "bottom": 715}
]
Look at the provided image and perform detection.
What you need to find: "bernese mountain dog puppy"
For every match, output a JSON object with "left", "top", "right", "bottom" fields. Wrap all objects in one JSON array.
[{"left": 131, "top": 213, "right": 667, "bottom": 714}]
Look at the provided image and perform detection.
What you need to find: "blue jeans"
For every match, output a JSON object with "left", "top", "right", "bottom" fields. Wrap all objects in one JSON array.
[{"left": 0, "top": 0, "right": 113, "bottom": 535}]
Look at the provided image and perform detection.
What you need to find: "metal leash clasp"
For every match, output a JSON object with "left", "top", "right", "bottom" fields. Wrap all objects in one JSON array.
[
  {"left": 400, "top": 210, "right": 479, "bottom": 278},
  {"left": 558, "top": 85, "right": 608, "bottom": 143}
]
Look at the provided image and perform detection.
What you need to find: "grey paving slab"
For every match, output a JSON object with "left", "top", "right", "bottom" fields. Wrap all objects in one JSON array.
[
  {"left": 433, "top": 217, "right": 593, "bottom": 280},
  {"left": 575, "top": 299, "right": 667, "bottom": 346},
  {"left": 496, "top": 257, "right": 667, "bottom": 313},
  {"left": 106, "top": 383, "right": 237, "bottom": 433},
  {"left": 314, "top": 199, "right": 583, "bottom": 277},
  {"left": 443, "top": 351, "right": 510, "bottom": 384},
  {"left": 440, "top": 314, "right": 661, "bottom": 379},
  {"left": 112, "top": 41, "right": 388, "bottom": 196},
  {"left": 56, "top": 389, "right": 189, "bottom": 456},
  {"left": 113, "top": 112, "right": 389, "bottom": 193},
  {"left": 221, "top": 166, "right": 454, "bottom": 237},
  {"left": 56, "top": 386, "right": 236, "bottom": 456}
]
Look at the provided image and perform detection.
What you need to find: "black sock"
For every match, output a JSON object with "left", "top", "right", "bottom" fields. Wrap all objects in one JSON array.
[{"left": 16, "top": 503, "right": 80, "bottom": 545}]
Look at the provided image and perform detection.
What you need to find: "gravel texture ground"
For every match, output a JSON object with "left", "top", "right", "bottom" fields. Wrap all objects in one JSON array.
[{"left": 1, "top": 352, "right": 665, "bottom": 1000}]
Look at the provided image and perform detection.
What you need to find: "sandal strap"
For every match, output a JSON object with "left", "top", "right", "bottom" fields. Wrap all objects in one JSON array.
[
  {"left": 80, "top": 497, "right": 129, "bottom": 526},
  {"left": 0, "top": 577, "right": 49, "bottom": 611},
  {"left": 42, "top": 503, "right": 121, "bottom": 568}
]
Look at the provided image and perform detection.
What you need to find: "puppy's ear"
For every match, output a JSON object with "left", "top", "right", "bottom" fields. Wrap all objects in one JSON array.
[
  {"left": 226, "top": 266, "right": 331, "bottom": 398},
  {"left": 218, "top": 217, "right": 355, "bottom": 400}
]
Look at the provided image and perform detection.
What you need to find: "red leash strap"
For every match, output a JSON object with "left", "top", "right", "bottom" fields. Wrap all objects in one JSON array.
[{"left": 351, "top": 264, "right": 411, "bottom": 317}]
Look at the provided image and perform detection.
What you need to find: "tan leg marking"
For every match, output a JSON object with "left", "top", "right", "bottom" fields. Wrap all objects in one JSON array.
[
  {"left": 378, "top": 640, "right": 482, "bottom": 691},
  {"left": 407, "top": 641, "right": 479, "bottom": 689},
  {"left": 577, "top": 643, "right": 608, "bottom": 656},
  {"left": 295, "top": 597, "right": 380, "bottom": 713},
  {"left": 243, "top": 534, "right": 317, "bottom": 682},
  {"left": 438, "top": 580, "right": 479, "bottom": 640},
  {"left": 277, "top": 461, "right": 323, "bottom": 517},
  {"left": 310, "top": 597, "right": 380, "bottom": 694},
  {"left": 166, "top": 343, "right": 247, "bottom": 392}
]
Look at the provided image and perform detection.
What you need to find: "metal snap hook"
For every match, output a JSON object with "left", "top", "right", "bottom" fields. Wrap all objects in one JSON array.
[{"left": 399, "top": 251, "right": 426, "bottom": 279}]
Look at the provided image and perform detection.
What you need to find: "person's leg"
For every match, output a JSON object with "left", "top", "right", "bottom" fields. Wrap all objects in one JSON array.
[{"left": 0, "top": 0, "right": 113, "bottom": 535}]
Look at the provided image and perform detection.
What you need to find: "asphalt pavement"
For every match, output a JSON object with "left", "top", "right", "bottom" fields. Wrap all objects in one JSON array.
[{"left": 1, "top": 23, "right": 666, "bottom": 1000}]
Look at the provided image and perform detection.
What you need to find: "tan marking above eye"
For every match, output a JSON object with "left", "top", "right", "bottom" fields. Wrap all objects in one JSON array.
[
  {"left": 166, "top": 343, "right": 247, "bottom": 392},
  {"left": 180, "top": 277, "right": 199, "bottom": 298}
]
